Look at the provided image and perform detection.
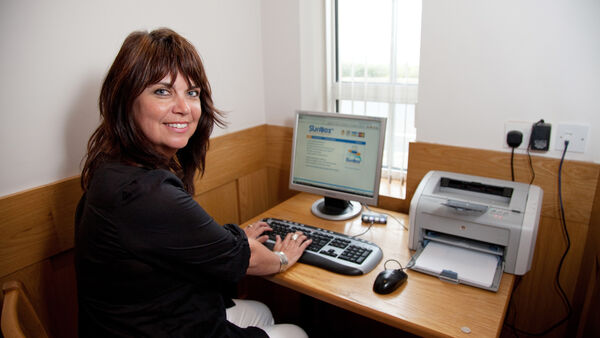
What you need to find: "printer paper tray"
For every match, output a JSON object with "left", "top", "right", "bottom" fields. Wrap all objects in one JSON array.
[{"left": 408, "top": 241, "right": 503, "bottom": 292}]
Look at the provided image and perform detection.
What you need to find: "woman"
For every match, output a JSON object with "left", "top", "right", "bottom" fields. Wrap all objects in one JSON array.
[{"left": 75, "top": 28, "right": 311, "bottom": 337}]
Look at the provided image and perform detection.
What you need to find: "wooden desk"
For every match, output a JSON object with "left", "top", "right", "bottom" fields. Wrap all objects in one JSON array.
[{"left": 244, "top": 193, "right": 514, "bottom": 338}]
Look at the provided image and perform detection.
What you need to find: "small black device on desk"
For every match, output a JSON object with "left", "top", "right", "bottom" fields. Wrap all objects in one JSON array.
[
  {"left": 373, "top": 259, "right": 409, "bottom": 294},
  {"left": 261, "top": 217, "right": 383, "bottom": 275},
  {"left": 373, "top": 269, "right": 407, "bottom": 294}
]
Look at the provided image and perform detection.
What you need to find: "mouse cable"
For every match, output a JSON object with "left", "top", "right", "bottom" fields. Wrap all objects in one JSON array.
[
  {"left": 384, "top": 259, "right": 406, "bottom": 271},
  {"left": 346, "top": 203, "right": 372, "bottom": 238},
  {"left": 504, "top": 140, "right": 573, "bottom": 337},
  {"left": 362, "top": 203, "right": 408, "bottom": 231}
]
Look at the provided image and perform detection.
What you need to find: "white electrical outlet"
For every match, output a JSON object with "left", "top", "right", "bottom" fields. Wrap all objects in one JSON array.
[
  {"left": 555, "top": 123, "right": 589, "bottom": 153},
  {"left": 504, "top": 121, "right": 532, "bottom": 150}
]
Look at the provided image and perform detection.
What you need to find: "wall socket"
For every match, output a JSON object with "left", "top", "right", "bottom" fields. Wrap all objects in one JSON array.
[
  {"left": 504, "top": 121, "right": 532, "bottom": 150},
  {"left": 555, "top": 123, "right": 589, "bottom": 153}
]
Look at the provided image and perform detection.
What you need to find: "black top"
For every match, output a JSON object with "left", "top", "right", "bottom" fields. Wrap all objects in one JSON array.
[{"left": 74, "top": 162, "right": 267, "bottom": 337}]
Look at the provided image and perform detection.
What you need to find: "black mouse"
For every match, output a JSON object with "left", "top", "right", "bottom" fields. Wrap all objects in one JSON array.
[{"left": 373, "top": 269, "right": 407, "bottom": 294}]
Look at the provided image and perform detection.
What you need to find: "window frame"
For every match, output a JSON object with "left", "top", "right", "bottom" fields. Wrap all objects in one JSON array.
[{"left": 325, "top": 0, "right": 421, "bottom": 182}]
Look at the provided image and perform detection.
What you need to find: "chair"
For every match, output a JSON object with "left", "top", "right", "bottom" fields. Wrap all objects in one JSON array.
[{"left": 1, "top": 280, "right": 49, "bottom": 338}]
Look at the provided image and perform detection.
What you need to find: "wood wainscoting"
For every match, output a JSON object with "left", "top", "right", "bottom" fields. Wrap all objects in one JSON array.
[
  {"left": 0, "top": 125, "right": 296, "bottom": 338},
  {"left": 1, "top": 128, "right": 598, "bottom": 337}
]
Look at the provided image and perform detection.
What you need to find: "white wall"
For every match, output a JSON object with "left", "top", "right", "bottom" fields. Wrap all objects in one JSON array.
[
  {"left": 299, "top": 2, "right": 327, "bottom": 115},
  {"left": 417, "top": 0, "right": 600, "bottom": 163},
  {"left": 261, "top": 0, "right": 326, "bottom": 127},
  {"left": 264, "top": 0, "right": 599, "bottom": 163},
  {"left": 0, "top": 0, "right": 266, "bottom": 197},
  {"left": 261, "top": 0, "right": 301, "bottom": 127},
  {"left": 3, "top": 0, "right": 598, "bottom": 197}
]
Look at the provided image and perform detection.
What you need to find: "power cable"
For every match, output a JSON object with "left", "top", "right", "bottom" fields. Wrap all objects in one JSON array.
[{"left": 504, "top": 140, "right": 573, "bottom": 336}]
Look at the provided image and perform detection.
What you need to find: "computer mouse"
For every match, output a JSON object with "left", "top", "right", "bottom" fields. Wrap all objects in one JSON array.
[{"left": 373, "top": 269, "right": 407, "bottom": 294}]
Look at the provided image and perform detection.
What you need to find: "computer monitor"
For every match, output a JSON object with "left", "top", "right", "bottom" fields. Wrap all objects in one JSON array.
[{"left": 289, "top": 110, "right": 387, "bottom": 220}]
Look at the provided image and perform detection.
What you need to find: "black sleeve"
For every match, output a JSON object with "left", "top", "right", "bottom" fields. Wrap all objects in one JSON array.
[{"left": 115, "top": 170, "right": 250, "bottom": 285}]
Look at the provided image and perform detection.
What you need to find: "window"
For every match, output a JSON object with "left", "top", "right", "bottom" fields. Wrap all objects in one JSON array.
[{"left": 327, "top": 0, "right": 422, "bottom": 195}]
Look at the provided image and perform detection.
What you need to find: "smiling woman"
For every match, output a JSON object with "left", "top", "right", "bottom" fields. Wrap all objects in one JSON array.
[
  {"left": 132, "top": 74, "right": 202, "bottom": 158},
  {"left": 81, "top": 28, "right": 222, "bottom": 194},
  {"left": 75, "top": 28, "right": 309, "bottom": 338}
]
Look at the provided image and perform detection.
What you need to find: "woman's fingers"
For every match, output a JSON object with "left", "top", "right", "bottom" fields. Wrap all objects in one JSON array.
[{"left": 245, "top": 221, "right": 272, "bottom": 239}]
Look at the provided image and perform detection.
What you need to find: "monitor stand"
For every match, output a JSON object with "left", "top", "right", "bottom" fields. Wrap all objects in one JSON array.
[{"left": 311, "top": 196, "right": 362, "bottom": 221}]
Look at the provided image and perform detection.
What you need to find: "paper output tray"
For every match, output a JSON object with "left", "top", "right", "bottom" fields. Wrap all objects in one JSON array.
[{"left": 408, "top": 239, "right": 504, "bottom": 292}]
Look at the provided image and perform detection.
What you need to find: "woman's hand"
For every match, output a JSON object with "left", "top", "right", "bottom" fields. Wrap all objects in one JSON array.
[
  {"left": 272, "top": 231, "right": 312, "bottom": 268},
  {"left": 244, "top": 221, "right": 271, "bottom": 243},
  {"left": 244, "top": 222, "right": 312, "bottom": 275}
]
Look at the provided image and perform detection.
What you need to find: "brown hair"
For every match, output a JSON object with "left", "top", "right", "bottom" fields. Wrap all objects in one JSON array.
[{"left": 81, "top": 28, "right": 224, "bottom": 194}]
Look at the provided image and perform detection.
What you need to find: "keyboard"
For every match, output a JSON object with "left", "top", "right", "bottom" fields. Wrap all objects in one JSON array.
[{"left": 261, "top": 217, "right": 383, "bottom": 276}]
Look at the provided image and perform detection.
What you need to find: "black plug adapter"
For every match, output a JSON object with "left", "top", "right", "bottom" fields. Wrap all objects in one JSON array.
[
  {"left": 529, "top": 121, "right": 551, "bottom": 151},
  {"left": 507, "top": 130, "right": 523, "bottom": 148}
]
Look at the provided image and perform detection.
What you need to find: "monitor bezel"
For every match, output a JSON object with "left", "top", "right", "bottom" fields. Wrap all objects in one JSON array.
[{"left": 288, "top": 110, "right": 387, "bottom": 208}]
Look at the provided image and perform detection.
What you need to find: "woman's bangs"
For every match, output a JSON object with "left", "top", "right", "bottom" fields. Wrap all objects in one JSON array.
[
  {"left": 145, "top": 51, "right": 200, "bottom": 88},
  {"left": 145, "top": 51, "right": 178, "bottom": 86},
  {"left": 177, "top": 55, "right": 203, "bottom": 88}
]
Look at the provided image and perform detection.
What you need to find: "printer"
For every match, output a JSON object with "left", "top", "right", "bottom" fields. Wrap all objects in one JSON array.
[{"left": 408, "top": 171, "right": 543, "bottom": 291}]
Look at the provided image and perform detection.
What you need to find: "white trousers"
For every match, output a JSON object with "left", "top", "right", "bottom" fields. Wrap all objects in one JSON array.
[{"left": 226, "top": 299, "right": 308, "bottom": 338}]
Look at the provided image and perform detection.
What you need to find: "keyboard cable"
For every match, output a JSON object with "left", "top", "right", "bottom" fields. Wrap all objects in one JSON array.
[{"left": 350, "top": 220, "right": 374, "bottom": 238}]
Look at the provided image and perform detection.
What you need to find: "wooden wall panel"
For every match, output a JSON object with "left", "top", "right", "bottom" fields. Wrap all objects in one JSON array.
[
  {"left": 266, "top": 166, "right": 297, "bottom": 208},
  {"left": 378, "top": 194, "right": 409, "bottom": 213},
  {"left": 237, "top": 168, "right": 271, "bottom": 223},
  {"left": 265, "top": 125, "right": 293, "bottom": 170},
  {"left": 0, "top": 126, "right": 270, "bottom": 282},
  {"left": 0, "top": 126, "right": 275, "bottom": 338},
  {"left": 49, "top": 178, "right": 82, "bottom": 250},
  {"left": 509, "top": 217, "right": 588, "bottom": 335},
  {"left": 196, "top": 125, "right": 267, "bottom": 194},
  {"left": 0, "top": 176, "right": 81, "bottom": 278},
  {"left": 577, "top": 262, "right": 600, "bottom": 337},
  {"left": 193, "top": 181, "right": 240, "bottom": 225},
  {"left": 0, "top": 128, "right": 269, "bottom": 264},
  {"left": 5, "top": 129, "right": 597, "bottom": 338},
  {"left": 574, "top": 171, "right": 600, "bottom": 336}
]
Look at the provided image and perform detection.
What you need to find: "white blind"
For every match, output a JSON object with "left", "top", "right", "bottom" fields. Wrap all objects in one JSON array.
[{"left": 328, "top": 0, "right": 422, "bottom": 180}]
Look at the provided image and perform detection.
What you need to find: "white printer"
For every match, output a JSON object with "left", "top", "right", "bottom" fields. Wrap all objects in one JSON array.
[{"left": 408, "top": 171, "right": 543, "bottom": 291}]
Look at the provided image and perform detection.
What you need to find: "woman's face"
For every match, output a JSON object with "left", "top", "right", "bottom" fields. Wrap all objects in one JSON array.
[{"left": 132, "top": 73, "right": 201, "bottom": 158}]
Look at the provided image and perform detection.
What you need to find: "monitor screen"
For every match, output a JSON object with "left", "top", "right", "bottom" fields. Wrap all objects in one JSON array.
[{"left": 289, "top": 110, "right": 387, "bottom": 220}]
